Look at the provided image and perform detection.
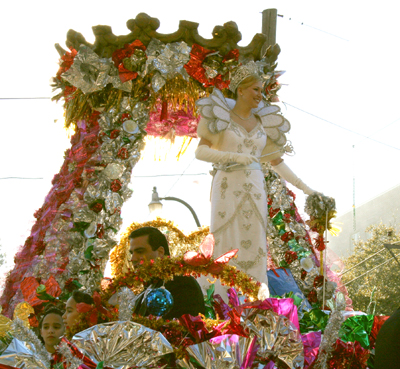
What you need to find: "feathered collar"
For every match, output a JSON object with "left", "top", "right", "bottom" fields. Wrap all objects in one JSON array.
[{"left": 196, "top": 88, "right": 290, "bottom": 147}]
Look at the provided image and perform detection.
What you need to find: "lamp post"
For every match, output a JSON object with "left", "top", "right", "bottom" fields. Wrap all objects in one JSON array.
[{"left": 148, "top": 186, "right": 201, "bottom": 228}]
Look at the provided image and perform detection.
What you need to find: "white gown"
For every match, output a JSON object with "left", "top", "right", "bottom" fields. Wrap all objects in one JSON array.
[
  {"left": 210, "top": 119, "right": 268, "bottom": 284},
  {"left": 196, "top": 89, "right": 291, "bottom": 294}
]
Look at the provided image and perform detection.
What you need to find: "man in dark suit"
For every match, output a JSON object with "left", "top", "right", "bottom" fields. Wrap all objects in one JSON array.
[{"left": 128, "top": 226, "right": 205, "bottom": 319}]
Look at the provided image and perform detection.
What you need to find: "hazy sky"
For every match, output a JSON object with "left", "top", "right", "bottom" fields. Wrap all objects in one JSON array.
[{"left": 1, "top": 0, "right": 400, "bottom": 276}]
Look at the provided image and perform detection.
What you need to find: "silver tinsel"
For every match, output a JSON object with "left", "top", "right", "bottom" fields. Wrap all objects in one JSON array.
[
  {"left": 313, "top": 292, "right": 346, "bottom": 369},
  {"left": 117, "top": 287, "right": 137, "bottom": 321},
  {"left": 10, "top": 318, "right": 50, "bottom": 368},
  {"left": 57, "top": 340, "right": 83, "bottom": 369}
]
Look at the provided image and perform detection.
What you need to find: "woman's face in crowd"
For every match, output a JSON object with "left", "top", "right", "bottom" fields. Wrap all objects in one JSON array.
[
  {"left": 40, "top": 313, "right": 65, "bottom": 353},
  {"left": 238, "top": 81, "right": 263, "bottom": 109},
  {"left": 62, "top": 297, "right": 80, "bottom": 329}
]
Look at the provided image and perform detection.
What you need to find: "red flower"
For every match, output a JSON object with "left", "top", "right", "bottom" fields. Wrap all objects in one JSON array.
[
  {"left": 112, "top": 40, "right": 146, "bottom": 83},
  {"left": 307, "top": 289, "right": 318, "bottom": 304},
  {"left": 184, "top": 44, "right": 238, "bottom": 89},
  {"left": 117, "top": 147, "right": 129, "bottom": 159},
  {"left": 281, "top": 231, "right": 294, "bottom": 242},
  {"left": 313, "top": 275, "right": 325, "bottom": 288},
  {"left": 121, "top": 113, "right": 131, "bottom": 122},
  {"left": 110, "top": 129, "right": 120, "bottom": 139},
  {"left": 283, "top": 213, "right": 292, "bottom": 223},
  {"left": 96, "top": 224, "right": 105, "bottom": 239},
  {"left": 76, "top": 291, "right": 112, "bottom": 327},
  {"left": 269, "top": 207, "right": 280, "bottom": 218},
  {"left": 56, "top": 48, "right": 78, "bottom": 80},
  {"left": 90, "top": 202, "right": 103, "bottom": 213},
  {"left": 301, "top": 270, "right": 307, "bottom": 280},
  {"left": 284, "top": 250, "right": 298, "bottom": 265},
  {"left": 110, "top": 179, "right": 122, "bottom": 192},
  {"left": 315, "top": 234, "right": 326, "bottom": 251}
]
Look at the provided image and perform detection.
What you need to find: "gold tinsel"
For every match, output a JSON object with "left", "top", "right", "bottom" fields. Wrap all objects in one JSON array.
[
  {"left": 109, "top": 218, "right": 210, "bottom": 278},
  {"left": 105, "top": 253, "right": 260, "bottom": 303}
]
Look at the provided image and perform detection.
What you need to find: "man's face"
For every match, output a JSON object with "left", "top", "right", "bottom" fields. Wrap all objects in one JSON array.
[{"left": 129, "top": 235, "right": 165, "bottom": 266}]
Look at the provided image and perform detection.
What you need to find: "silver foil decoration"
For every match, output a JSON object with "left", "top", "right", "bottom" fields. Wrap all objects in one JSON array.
[
  {"left": 72, "top": 321, "right": 173, "bottom": 368},
  {"left": 73, "top": 208, "right": 98, "bottom": 223},
  {"left": 105, "top": 191, "right": 123, "bottom": 213},
  {"left": 0, "top": 338, "right": 50, "bottom": 369},
  {"left": 245, "top": 310, "right": 304, "bottom": 368},
  {"left": 103, "top": 163, "right": 125, "bottom": 180},
  {"left": 11, "top": 318, "right": 51, "bottom": 368},
  {"left": 304, "top": 192, "right": 336, "bottom": 220},
  {"left": 62, "top": 45, "right": 112, "bottom": 94},
  {"left": 145, "top": 40, "right": 191, "bottom": 92},
  {"left": 177, "top": 334, "right": 256, "bottom": 369},
  {"left": 62, "top": 45, "right": 132, "bottom": 94},
  {"left": 117, "top": 287, "right": 137, "bottom": 321}
]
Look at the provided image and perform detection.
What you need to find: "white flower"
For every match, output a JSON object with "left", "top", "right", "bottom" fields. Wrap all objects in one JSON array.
[
  {"left": 84, "top": 221, "right": 97, "bottom": 238},
  {"left": 123, "top": 120, "right": 139, "bottom": 134},
  {"left": 257, "top": 283, "right": 270, "bottom": 301},
  {"left": 103, "top": 163, "right": 124, "bottom": 179},
  {"left": 300, "top": 257, "right": 314, "bottom": 272}
]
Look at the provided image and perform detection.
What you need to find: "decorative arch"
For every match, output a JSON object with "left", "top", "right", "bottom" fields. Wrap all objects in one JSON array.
[{"left": 0, "top": 13, "right": 282, "bottom": 317}]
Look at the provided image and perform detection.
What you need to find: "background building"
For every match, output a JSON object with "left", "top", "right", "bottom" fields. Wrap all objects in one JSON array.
[{"left": 328, "top": 184, "right": 400, "bottom": 257}]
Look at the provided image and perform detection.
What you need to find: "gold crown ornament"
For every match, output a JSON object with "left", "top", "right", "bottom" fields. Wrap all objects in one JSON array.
[{"left": 229, "top": 61, "right": 261, "bottom": 93}]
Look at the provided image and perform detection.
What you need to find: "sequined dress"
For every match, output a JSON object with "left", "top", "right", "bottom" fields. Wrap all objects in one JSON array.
[
  {"left": 196, "top": 88, "right": 291, "bottom": 289},
  {"left": 210, "top": 119, "right": 269, "bottom": 284}
]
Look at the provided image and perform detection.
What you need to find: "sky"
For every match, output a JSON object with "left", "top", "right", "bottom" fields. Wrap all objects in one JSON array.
[{"left": 1, "top": 0, "right": 400, "bottom": 277}]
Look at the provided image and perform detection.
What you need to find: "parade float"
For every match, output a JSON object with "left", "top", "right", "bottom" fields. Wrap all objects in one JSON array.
[{"left": 0, "top": 12, "right": 388, "bottom": 369}]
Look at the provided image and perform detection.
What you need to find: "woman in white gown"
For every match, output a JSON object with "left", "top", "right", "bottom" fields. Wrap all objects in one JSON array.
[{"left": 195, "top": 62, "right": 314, "bottom": 292}]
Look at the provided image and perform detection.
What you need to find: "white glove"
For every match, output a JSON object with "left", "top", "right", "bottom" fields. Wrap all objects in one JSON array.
[
  {"left": 272, "top": 161, "right": 314, "bottom": 195},
  {"left": 195, "top": 145, "right": 258, "bottom": 166}
]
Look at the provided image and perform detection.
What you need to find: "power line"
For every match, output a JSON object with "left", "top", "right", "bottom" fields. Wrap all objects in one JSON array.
[
  {"left": 355, "top": 116, "right": 400, "bottom": 146},
  {"left": 135, "top": 173, "right": 207, "bottom": 178},
  {"left": 165, "top": 158, "right": 196, "bottom": 196},
  {"left": 278, "top": 14, "right": 350, "bottom": 42},
  {"left": 0, "top": 174, "right": 208, "bottom": 180},
  {"left": 283, "top": 102, "right": 400, "bottom": 152},
  {"left": 0, "top": 97, "right": 50, "bottom": 100},
  {"left": 0, "top": 177, "right": 44, "bottom": 180}
]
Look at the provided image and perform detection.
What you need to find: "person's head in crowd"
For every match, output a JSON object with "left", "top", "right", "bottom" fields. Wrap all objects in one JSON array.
[
  {"left": 39, "top": 307, "right": 65, "bottom": 353},
  {"left": 129, "top": 227, "right": 170, "bottom": 266},
  {"left": 62, "top": 290, "right": 94, "bottom": 330}
]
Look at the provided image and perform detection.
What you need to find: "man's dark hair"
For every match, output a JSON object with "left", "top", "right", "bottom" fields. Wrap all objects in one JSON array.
[{"left": 129, "top": 227, "right": 170, "bottom": 256}]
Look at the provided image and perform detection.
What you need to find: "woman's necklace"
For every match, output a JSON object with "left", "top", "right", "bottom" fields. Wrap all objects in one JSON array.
[{"left": 231, "top": 110, "right": 253, "bottom": 121}]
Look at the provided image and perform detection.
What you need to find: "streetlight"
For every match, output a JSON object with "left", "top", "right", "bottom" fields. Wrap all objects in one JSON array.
[{"left": 148, "top": 186, "right": 201, "bottom": 228}]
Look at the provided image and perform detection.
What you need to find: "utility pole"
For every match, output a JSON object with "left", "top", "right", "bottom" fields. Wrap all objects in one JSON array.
[{"left": 262, "top": 9, "right": 278, "bottom": 47}]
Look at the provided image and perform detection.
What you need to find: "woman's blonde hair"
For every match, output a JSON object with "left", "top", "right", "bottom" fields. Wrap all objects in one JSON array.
[{"left": 235, "top": 74, "right": 263, "bottom": 99}]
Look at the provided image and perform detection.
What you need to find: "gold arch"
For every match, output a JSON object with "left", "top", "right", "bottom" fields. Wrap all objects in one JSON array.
[{"left": 109, "top": 218, "right": 209, "bottom": 278}]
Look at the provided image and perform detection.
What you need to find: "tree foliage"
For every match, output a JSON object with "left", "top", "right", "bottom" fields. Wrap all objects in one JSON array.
[{"left": 342, "top": 223, "right": 400, "bottom": 315}]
